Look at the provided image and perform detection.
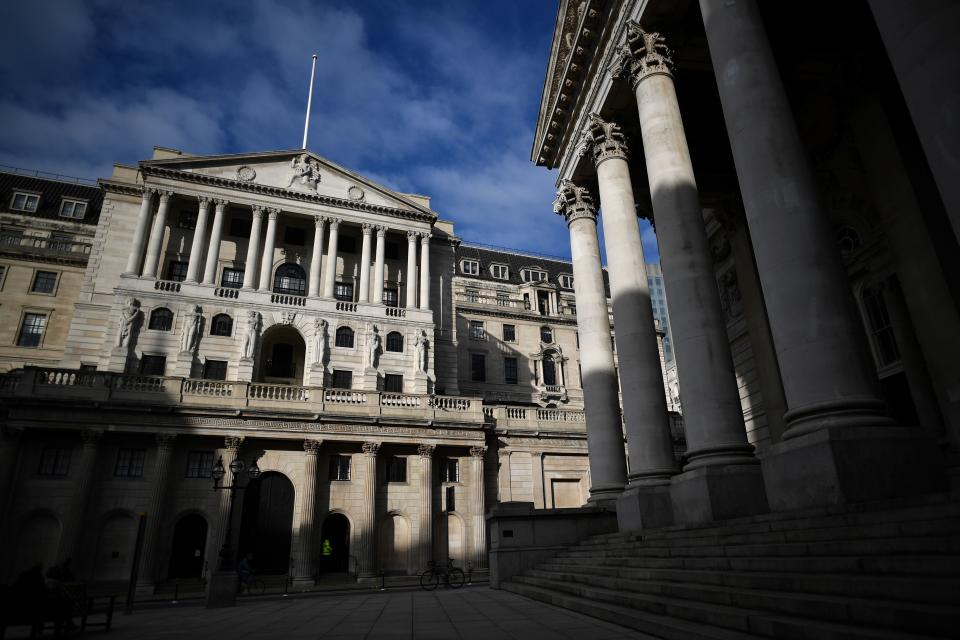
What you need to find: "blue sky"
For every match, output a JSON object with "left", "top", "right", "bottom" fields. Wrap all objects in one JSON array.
[{"left": 0, "top": 0, "right": 659, "bottom": 263}]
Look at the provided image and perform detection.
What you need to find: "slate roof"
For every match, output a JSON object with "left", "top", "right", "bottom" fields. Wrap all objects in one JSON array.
[
  {"left": 0, "top": 170, "right": 103, "bottom": 226},
  {"left": 455, "top": 242, "right": 610, "bottom": 296}
]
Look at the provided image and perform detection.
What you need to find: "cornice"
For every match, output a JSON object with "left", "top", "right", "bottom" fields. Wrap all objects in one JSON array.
[
  {"left": 98, "top": 178, "right": 143, "bottom": 197},
  {"left": 455, "top": 302, "right": 579, "bottom": 326}
]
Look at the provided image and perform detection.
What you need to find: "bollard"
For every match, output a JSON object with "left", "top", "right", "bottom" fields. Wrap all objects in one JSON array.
[
  {"left": 466, "top": 561, "right": 473, "bottom": 586},
  {"left": 379, "top": 571, "right": 385, "bottom": 591},
  {"left": 172, "top": 580, "right": 179, "bottom": 604}
]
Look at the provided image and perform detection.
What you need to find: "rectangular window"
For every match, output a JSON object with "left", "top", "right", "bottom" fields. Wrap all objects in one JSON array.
[
  {"left": 203, "top": 360, "right": 228, "bottom": 380},
  {"left": 331, "top": 369, "right": 353, "bottom": 389},
  {"left": 491, "top": 264, "right": 509, "bottom": 280},
  {"left": 38, "top": 446, "right": 71, "bottom": 476},
  {"left": 166, "top": 261, "right": 188, "bottom": 282},
  {"left": 559, "top": 274, "right": 574, "bottom": 289},
  {"left": 49, "top": 233, "right": 73, "bottom": 253},
  {"left": 461, "top": 259, "right": 479, "bottom": 275},
  {"left": 383, "top": 287, "right": 398, "bottom": 307},
  {"left": 334, "top": 282, "right": 354, "bottom": 301},
  {"left": 229, "top": 218, "right": 251, "bottom": 238},
  {"left": 386, "top": 456, "right": 407, "bottom": 483},
  {"left": 469, "top": 320, "right": 485, "bottom": 340},
  {"left": 521, "top": 269, "right": 547, "bottom": 283},
  {"left": 504, "top": 357, "right": 519, "bottom": 385},
  {"left": 17, "top": 312, "right": 47, "bottom": 347},
  {"left": 339, "top": 236, "right": 356, "bottom": 253},
  {"left": 441, "top": 458, "right": 459, "bottom": 483},
  {"left": 185, "top": 451, "right": 214, "bottom": 478},
  {"left": 178, "top": 211, "right": 197, "bottom": 230},
  {"left": 471, "top": 353, "right": 486, "bottom": 382},
  {"left": 283, "top": 226, "right": 305, "bottom": 246},
  {"left": 385, "top": 242, "right": 400, "bottom": 260},
  {"left": 31, "top": 270, "right": 58, "bottom": 294},
  {"left": 384, "top": 374, "right": 404, "bottom": 393},
  {"left": 140, "top": 355, "right": 167, "bottom": 376},
  {"left": 502, "top": 324, "right": 516, "bottom": 342},
  {"left": 114, "top": 448, "right": 146, "bottom": 477},
  {"left": 11, "top": 192, "right": 40, "bottom": 212},
  {"left": 329, "top": 455, "right": 351, "bottom": 481},
  {"left": 220, "top": 267, "right": 244, "bottom": 288},
  {"left": 59, "top": 199, "right": 87, "bottom": 220}
]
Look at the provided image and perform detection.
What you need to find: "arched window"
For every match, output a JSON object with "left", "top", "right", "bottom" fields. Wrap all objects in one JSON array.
[
  {"left": 540, "top": 326, "right": 553, "bottom": 344},
  {"left": 335, "top": 326, "right": 354, "bottom": 348},
  {"left": 273, "top": 263, "right": 306, "bottom": 296},
  {"left": 210, "top": 313, "right": 233, "bottom": 336},
  {"left": 148, "top": 307, "right": 173, "bottom": 331},
  {"left": 542, "top": 357, "right": 557, "bottom": 386},
  {"left": 386, "top": 331, "right": 404, "bottom": 352}
]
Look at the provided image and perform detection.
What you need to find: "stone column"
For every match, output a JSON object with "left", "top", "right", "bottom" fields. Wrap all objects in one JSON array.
[
  {"left": 617, "top": 25, "right": 766, "bottom": 523},
  {"left": 294, "top": 439, "right": 322, "bottom": 586},
  {"left": 142, "top": 190, "right": 173, "bottom": 278},
  {"left": 308, "top": 216, "right": 326, "bottom": 297},
  {"left": 405, "top": 231, "right": 418, "bottom": 308},
  {"left": 417, "top": 444, "right": 434, "bottom": 571},
  {"left": 359, "top": 442, "right": 379, "bottom": 578},
  {"left": 322, "top": 218, "right": 341, "bottom": 298},
  {"left": 212, "top": 436, "right": 242, "bottom": 570},
  {"left": 553, "top": 181, "right": 628, "bottom": 503},
  {"left": 59, "top": 429, "right": 102, "bottom": 562},
  {"left": 419, "top": 233, "right": 431, "bottom": 311},
  {"left": 372, "top": 226, "right": 387, "bottom": 304},
  {"left": 202, "top": 199, "right": 228, "bottom": 285},
  {"left": 257, "top": 208, "right": 280, "bottom": 292},
  {"left": 242, "top": 207, "right": 264, "bottom": 290},
  {"left": 358, "top": 224, "right": 374, "bottom": 303},
  {"left": 124, "top": 187, "right": 157, "bottom": 276},
  {"left": 469, "top": 446, "right": 487, "bottom": 569},
  {"left": 184, "top": 197, "right": 211, "bottom": 283},
  {"left": 699, "top": 0, "right": 944, "bottom": 510},
  {"left": 135, "top": 433, "right": 176, "bottom": 594}
]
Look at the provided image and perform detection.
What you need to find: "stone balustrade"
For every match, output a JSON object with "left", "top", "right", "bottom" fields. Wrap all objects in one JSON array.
[{"left": 484, "top": 405, "right": 586, "bottom": 432}]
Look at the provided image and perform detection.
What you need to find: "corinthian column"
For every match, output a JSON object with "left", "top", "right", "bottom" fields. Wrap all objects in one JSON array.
[
  {"left": 142, "top": 190, "right": 173, "bottom": 278},
  {"left": 322, "top": 219, "right": 341, "bottom": 298},
  {"left": 405, "top": 231, "right": 418, "bottom": 308},
  {"left": 553, "top": 182, "right": 627, "bottom": 504},
  {"left": 135, "top": 433, "right": 177, "bottom": 594},
  {"left": 469, "top": 446, "right": 487, "bottom": 569},
  {"left": 125, "top": 187, "right": 157, "bottom": 276},
  {"left": 203, "top": 199, "right": 228, "bottom": 285},
  {"left": 212, "top": 436, "right": 242, "bottom": 570},
  {"left": 258, "top": 208, "right": 280, "bottom": 292},
  {"left": 359, "top": 442, "right": 379, "bottom": 578},
  {"left": 59, "top": 429, "right": 102, "bottom": 562},
  {"left": 417, "top": 444, "right": 434, "bottom": 570},
  {"left": 242, "top": 207, "right": 264, "bottom": 290},
  {"left": 419, "top": 233, "right": 431, "bottom": 310},
  {"left": 294, "top": 439, "right": 322, "bottom": 586},
  {"left": 184, "top": 197, "right": 211, "bottom": 283},
  {"left": 372, "top": 226, "right": 387, "bottom": 304},
  {"left": 308, "top": 216, "right": 326, "bottom": 297},
  {"left": 358, "top": 224, "right": 373, "bottom": 303}
]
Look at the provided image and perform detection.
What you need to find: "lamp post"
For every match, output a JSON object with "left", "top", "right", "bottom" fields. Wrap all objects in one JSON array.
[{"left": 206, "top": 454, "right": 260, "bottom": 608}]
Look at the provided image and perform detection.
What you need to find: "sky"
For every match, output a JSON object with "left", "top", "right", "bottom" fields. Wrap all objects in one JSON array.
[{"left": 0, "top": 0, "right": 659, "bottom": 263}]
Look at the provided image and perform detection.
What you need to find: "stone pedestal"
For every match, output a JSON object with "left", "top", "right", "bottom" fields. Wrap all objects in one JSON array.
[
  {"left": 670, "top": 464, "right": 768, "bottom": 525},
  {"left": 412, "top": 372, "right": 428, "bottom": 395},
  {"left": 174, "top": 351, "right": 194, "bottom": 378},
  {"left": 205, "top": 570, "right": 238, "bottom": 608},
  {"left": 108, "top": 347, "right": 129, "bottom": 373},
  {"left": 363, "top": 368, "right": 380, "bottom": 391},
  {"left": 237, "top": 359, "right": 254, "bottom": 383},
  {"left": 616, "top": 484, "right": 673, "bottom": 532},
  {"left": 307, "top": 363, "right": 326, "bottom": 387}
]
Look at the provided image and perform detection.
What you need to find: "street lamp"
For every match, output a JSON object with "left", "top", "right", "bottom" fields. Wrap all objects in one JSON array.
[{"left": 211, "top": 455, "right": 261, "bottom": 570}]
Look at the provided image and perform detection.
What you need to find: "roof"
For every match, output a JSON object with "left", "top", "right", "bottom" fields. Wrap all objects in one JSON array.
[
  {"left": 0, "top": 170, "right": 103, "bottom": 226},
  {"left": 455, "top": 242, "right": 610, "bottom": 296}
]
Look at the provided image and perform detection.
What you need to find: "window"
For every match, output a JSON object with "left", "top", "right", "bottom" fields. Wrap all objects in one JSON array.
[
  {"left": 491, "top": 264, "right": 509, "bottom": 280},
  {"left": 331, "top": 369, "right": 353, "bottom": 389},
  {"left": 385, "top": 242, "right": 400, "bottom": 260},
  {"left": 59, "top": 199, "right": 87, "bottom": 220},
  {"left": 229, "top": 218, "right": 251, "bottom": 238},
  {"left": 186, "top": 451, "right": 214, "bottom": 478},
  {"left": 221, "top": 268, "right": 244, "bottom": 288},
  {"left": 148, "top": 308, "right": 173, "bottom": 331},
  {"left": 471, "top": 353, "right": 486, "bottom": 382},
  {"left": 461, "top": 259, "right": 479, "bottom": 275},
  {"left": 329, "top": 455, "right": 351, "bottom": 481},
  {"left": 17, "top": 313, "right": 47, "bottom": 347},
  {"left": 49, "top": 233, "right": 73, "bottom": 252},
  {"left": 383, "top": 287, "right": 399, "bottom": 307},
  {"left": 140, "top": 355, "right": 167, "bottom": 376},
  {"left": 339, "top": 236, "right": 356, "bottom": 253},
  {"left": 334, "top": 282, "right": 354, "bottom": 301},
  {"left": 210, "top": 314, "right": 233, "bottom": 336},
  {"left": 469, "top": 320, "right": 485, "bottom": 340},
  {"left": 166, "top": 261, "right": 188, "bottom": 282},
  {"left": 559, "top": 274, "right": 574, "bottom": 289},
  {"left": 283, "top": 226, "right": 305, "bottom": 246},
  {"left": 441, "top": 458, "right": 459, "bottom": 483},
  {"left": 862, "top": 284, "right": 900, "bottom": 368},
  {"left": 521, "top": 268, "right": 547, "bottom": 283},
  {"left": 386, "top": 456, "right": 407, "bottom": 483},
  {"left": 504, "top": 357, "right": 519, "bottom": 385},
  {"left": 540, "top": 326, "right": 553, "bottom": 344},
  {"left": 11, "top": 192, "right": 39, "bottom": 212},
  {"left": 543, "top": 358, "right": 557, "bottom": 386},
  {"left": 274, "top": 263, "right": 306, "bottom": 296},
  {"left": 503, "top": 324, "right": 516, "bottom": 342},
  {"left": 537, "top": 291, "right": 550, "bottom": 315},
  {"left": 31, "top": 270, "right": 58, "bottom": 294},
  {"left": 38, "top": 446, "right": 71, "bottom": 476},
  {"left": 384, "top": 374, "right": 404, "bottom": 393},
  {"left": 177, "top": 211, "right": 197, "bottom": 229},
  {"left": 386, "top": 331, "right": 404, "bottom": 352},
  {"left": 114, "top": 448, "right": 146, "bottom": 477},
  {"left": 335, "top": 327, "right": 354, "bottom": 348},
  {"left": 203, "top": 359, "right": 228, "bottom": 380},
  {"left": 1, "top": 229, "right": 23, "bottom": 247}
]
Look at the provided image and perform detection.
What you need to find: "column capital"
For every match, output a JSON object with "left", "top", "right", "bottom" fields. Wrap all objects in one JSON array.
[
  {"left": 469, "top": 446, "right": 487, "bottom": 458},
  {"left": 313, "top": 214, "right": 327, "bottom": 226},
  {"left": 419, "top": 232, "right": 431, "bottom": 244},
  {"left": 213, "top": 198, "right": 229, "bottom": 209},
  {"left": 610, "top": 21, "right": 674, "bottom": 86},
  {"left": 156, "top": 433, "right": 177, "bottom": 449},
  {"left": 303, "top": 439, "right": 323, "bottom": 455},
  {"left": 265, "top": 207, "right": 280, "bottom": 220},
  {"left": 417, "top": 443, "right": 435, "bottom": 458},
  {"left": 251, "top": 205, "right": 264, "bottom": 220},
  {"left": 328, "top": 217, "right": 342, "bottom": 230},
  {"left": 81, "top": 429, "right": 103, "bottom": 447},
  {"left": 553, "top": 179, "right": 598, "bottom": 226},
  {"left": 157, "top": 190, "right": 174, "bottom": 203},
  {"left": 406, "top": 230, "right": 418, "bottom": 242},
  {"left": 141, "top": 186, "right": 158, "bottom": 198},
  {"left": 376, "top": 225, "right": 388, "bottom": 237},
  {"left": 197, "top": 196, "right": 212, "bottom": 207},
  {"left": 224, "top": 435, "right": 243, "bottom": 452},
  {"left": 577, "top": 113, "right": 629, "bottom": 165},
  {"left": 362, "top": 441, "right": 380, "bottom": 457},
  {"left": 361, "top": 223, "right": 374, "bottom": 235}
]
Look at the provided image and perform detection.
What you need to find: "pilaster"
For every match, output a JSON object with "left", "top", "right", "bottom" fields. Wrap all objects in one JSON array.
[
  {"left": 294, "top": 439, "right": 322, "bottom": 586},
  {"left": 135, "top": 433, "right": 177, "bottom": 594},
  {"left": 359, "top": 441, "right": 379, "bottom": 578},
  {"left": 417, "top": 444, "right": 435, "bottom": 570}
]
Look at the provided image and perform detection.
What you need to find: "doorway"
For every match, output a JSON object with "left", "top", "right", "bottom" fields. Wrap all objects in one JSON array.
[
  {"left": 168, "top": 514, "right": 207, "bottom": 579},
  {"left": 238, "top": 472, "right": 295, "bottom": 575},
  {"left": 319, "top": 513, "right": 350, "bottom": 574},
  {"left": 258, "top": 325, "right": 306, "bottom": 384}
]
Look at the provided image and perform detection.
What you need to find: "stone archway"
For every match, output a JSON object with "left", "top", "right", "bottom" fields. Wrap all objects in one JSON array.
[
  {"left": 377, "top": 513, "right": 410, "bottom": 575},
  {"left": 168, "top": 513, "right": 208, "bottom": 579},
  {"left": 238, "top": 471, "right": 295, "bottom": 575},
  {"left": 257, "top": 324, "right": 307, "bottom": 384},
  {"left": 319, "top": 512, "right": 350, "bottom": 574}
]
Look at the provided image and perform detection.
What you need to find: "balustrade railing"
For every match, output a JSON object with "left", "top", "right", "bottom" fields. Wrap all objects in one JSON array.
[
  {"left": 250, "top": 383, "right": 309, "bottom": 401},
  {"left": 154, "top": 280, "right": 181, "bottom": 292},
  {"left": 381, "top": 393, "right": 422, "bottom": 408},
  {"left": 324, "top": 389, "right": 367, "bottom": 404},
  {"left": 214, "top": 287, "right": 240, "bottom": 299},
  {"left": 37, "top": 369, "right": 100, "bottom": 387},
  {"left": 0, "top": 234, "right": 92, "bottom": 258},
  {"left": 270, "top": 293, "right": 307, "bottom": 307},
  {"left": 385, "top": 307, "right": 406, "bottom": 318},
  {"left": 114, "top": 374, "right": 167, "bottom": 393},
  {"left": 432, "top": 397, "right": 472, "bottom": 411},
  {"left": 183, "top": 379, "right": 236, "bottom": 397},
  {"left": 335, "top": 301, "right": 358, "bottom": 313}
]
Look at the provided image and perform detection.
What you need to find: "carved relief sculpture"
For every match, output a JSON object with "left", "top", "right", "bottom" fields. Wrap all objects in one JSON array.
[
  {"left": 368, "top": 325, "right": 381, "bottom": 369},
  {"left": 414, "top": 330, "right": 428, "bottom": 374},
  {"left": 116, "top": 297, "right": 141, "bottom": 350},
  {"left": 180, "top": 305, "right": 203, "bottom": 353},
  {"left": 242, "top": 311, "right": 262, "bottom": 361},
  {"left": 313, "top": 318, "right": 329, "bottom": 365},
  {"left": 287, "top": 153, "right": 322, "bottom": 191}
]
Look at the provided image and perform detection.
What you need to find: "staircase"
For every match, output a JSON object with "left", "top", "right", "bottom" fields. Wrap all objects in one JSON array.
[{"left": 501, "top": 494, "right": 960, "bottom": 639}]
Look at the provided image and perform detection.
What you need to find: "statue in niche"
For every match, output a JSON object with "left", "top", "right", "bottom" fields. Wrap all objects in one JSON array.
[
  {"left": 313, "top": 318, "right": 329, "bottom": 365},
  {"left": 181, "top": 305, "right": 203, "bottom": 353},
  {"left": 368, "top": 325, "right": 381, "bottom": 369},
  {"left": 414, "top": 330, "right": 428, "bottom": 374},
  {"left": 242, "top": 311, "right": 262, "bottom": 360},
  {"left": 287, "top": 153, "right": 322, "bottom": 191},
  {"left": 116, "top": 297, "right": 141, "bottom": 349}
]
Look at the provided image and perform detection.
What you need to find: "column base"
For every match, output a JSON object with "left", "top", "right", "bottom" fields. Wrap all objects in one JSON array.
[
  {"left": 205, "top": 570, "right": 238, "bottom": 609},
  {"left": 617, "top": 483, "right": 673, "bottom": 532},
  {"left": 760, "top": 425, "right": 947, "bottom": 512},
  {"left": 291, "top": 576, "right": 316, "bottom": 589},
  {"left": 670, "top": 463, "right": 768, "bottom": 525},
  {"left": 134, "top": 580, "right": 156, "bottom": 597},
  {"left": 586, "top": 487, "right": 622, "bottom": 509}
]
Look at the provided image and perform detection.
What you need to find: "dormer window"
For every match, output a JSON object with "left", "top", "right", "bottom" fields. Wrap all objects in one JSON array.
[
  {"left": 521, "top": 268, "right": 547, "bottom": 283},
  {"left": 11, "top": 192, "right": 40, "bottom": 213},
  {"left": 491, "top": 264, "right": 509, "bottom": 280},
  {"left": 558, "top": 274, "right": 574, "bottom": 289},
  {"left": 59, "top": 199, "right": 87, "bottom": 220},
  {"left": 461, "top": 259, "right": 479, "bottom": 276}
]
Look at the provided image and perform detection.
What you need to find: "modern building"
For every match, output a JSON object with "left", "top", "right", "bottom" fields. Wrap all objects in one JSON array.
[{"left": 644, "top": 263, "right": 673, "bottom": 364}]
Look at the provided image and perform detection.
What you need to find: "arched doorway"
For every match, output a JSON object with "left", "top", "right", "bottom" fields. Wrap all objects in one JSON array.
[
  {"left": 238, "top": 472, "right": 294, "bottom": 575},
  {"left": 258, "top": 325, "right": 306, "bottom": 384},
  {"left": 93, "top": 512, "right": 138, "bottom": 582},
  {"left": 319, "top": 513, "right": 350, "bottom": 574},
  {"left": 168, "top": 514, "right": 208, "bottom": 579},
  {"left": 447, "top": 513, "right": 465, "bottom": 567},
  {"left": 377, "top": 514, "right": 410, "bottom": 575},
  {"left": 13, "top": 512, "right": 61, "bottom": 577}
]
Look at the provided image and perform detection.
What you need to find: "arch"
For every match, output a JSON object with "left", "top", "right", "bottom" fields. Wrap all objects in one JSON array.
[
  {"left": 335, "top": 326, "right": 354, "bottom": 349},
  {"left": 167, "top": 512, "right": 208, "bottom": 579},
  {"left": 148, "top": 307, "right": 173, "bottom": 331},
  {"left": 258, "top": 324, "right": 306, "bottom": 383},
  {"left": 210, "top": 313, "right": 233, "bottom": 336},
  {"left": 385, "top": 331, "right": 404, "bottom": 353},
  {"left": 319, "top": 512, "right": 351, "bottom": 574},
  {"left": 377, "top": 512, "right": 410, "bottom": 575},
  {"left": 12, "top": 511, "right": 61, "bottom": 577},
  {"left": 92, "top": 510, "right": 138, "bottom": 582},
  {"left": 238, "top": 471, "right": 295, "bottom": 575},
  {"left": 273, "top": 263, "right": 307, "bottom": 296}
]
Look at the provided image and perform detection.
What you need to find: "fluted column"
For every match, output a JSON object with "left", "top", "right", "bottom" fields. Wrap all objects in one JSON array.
[
  {"left": 242, "top": 208, "right": 264, "bottom": 290},
  {"left": 59, "top": 429, "right": 102, "bottom": 562},
  {"left": 358, "top": 224, "right": 373, "bottom": 303},
  {"left": 553, "top": 182, "right": 627, "bottom": 503},
  {"left": 579, "top": 114, "right": 677, "bottom": 488},
  {"left": 213, "top": 436, "right": 242, "bottom": 570},
  {"left": 142, "top": 190, "right": 173, "bottom": 278},
  {"left": 295, "top": 439, "right": 322, "bottom": 585},
  {"left": 372, "top": 226, "right": 387, "bottom": 304},
  {"left": 359, "top": 442, "right": 379, "bottom": 577},
  {"left": 257, "top": 208, "right": 280, "bottom": 292},
  {"left": 469, "top": 446, "right": 487, "bottom": 569},
  {"left": 184, "top": 198, "right": 211, "bottom": 283},
  {"left": 308, "top": 216, "right": 326, "bottom": 297},
  {"left": 202, "top": 199, "right": 228, "bottom": 285},
  {"left": 135, "top": 433, "right": 177, "bottom": 593},
  {"left": 417, "top": 444, "right": 434, "bottom": 570},
  {"left": 322, "top": 218, "right": 341, "bottom": 298},
  {"left": 419, "top": 233, "right": 431, "bottom": 311},
  {"left": 124, "top": 187, "right": 157, "bottom": 276},
  {"left": 405, "top": 231, "right": 418, "bottom": 308}
]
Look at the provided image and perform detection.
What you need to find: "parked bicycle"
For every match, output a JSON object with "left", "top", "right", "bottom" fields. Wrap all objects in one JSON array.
[{"left": 419, "top": 558, "right": 465, "bottom": 590}]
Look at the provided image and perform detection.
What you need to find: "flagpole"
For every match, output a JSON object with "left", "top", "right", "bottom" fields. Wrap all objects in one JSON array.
[{"left": 302, "top": 54, "right": 318, "bottom": 150}]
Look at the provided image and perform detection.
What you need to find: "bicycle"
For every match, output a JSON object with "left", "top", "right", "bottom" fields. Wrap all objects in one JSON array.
[
  {"left": 238, "top": 573, "right": 266, "bottom": 596},
  {"left": 419, "top": 558, "right": 465, "bottom": 591}
]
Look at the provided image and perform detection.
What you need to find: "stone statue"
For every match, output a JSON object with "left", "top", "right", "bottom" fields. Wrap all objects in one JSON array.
[
  {"left": 116, "top": 297, "right": 141, "bottom": 349},
  {"left": 414, "top": 330, "right": 428, "bottom": 374},
  {"left": 288, "top": 153, "right": 322, "bottom": 191},
  {"left": 242, "top": 311, "right": 262, "bottom": 360},
  {"left": 368, "top": 325, "right": 381, "bottom": 369},
  {"left": 313, "top": 318, "right": 328, "bottom": 365},
  {"left": 181, "top": 305, "right": 202, "bottom": 353}
]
